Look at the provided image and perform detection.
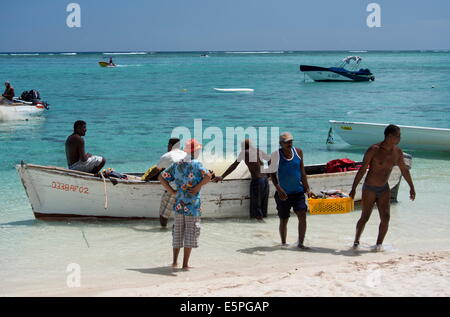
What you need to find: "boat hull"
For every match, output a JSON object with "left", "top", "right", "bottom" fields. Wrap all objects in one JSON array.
[
  {"left": 330, "top": 120, "right": 450, "bottom": 152},
  {"left": 300, "top": 65, "right": 374, "bottom": 82},
  {"left": 0, "top": 104, "right": 45, "bottom": 117},
  {"left": 213, "top": 88, "right": 254, "bottom": 92},
  {"left": 16, "top": 162, "right": 408, "bottom": 220},
  {"left": 99, "top": 61, "right": 116, "bottom": 68}
]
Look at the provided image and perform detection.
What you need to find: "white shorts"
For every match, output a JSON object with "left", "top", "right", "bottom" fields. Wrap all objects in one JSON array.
[{"left": 69, "top": 155, "right": 103, "bottom": 173}]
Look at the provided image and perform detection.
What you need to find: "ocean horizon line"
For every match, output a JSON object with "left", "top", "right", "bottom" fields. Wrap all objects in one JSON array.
[{"left": 1, "top": 49, "right": 450, "bottom": 55}]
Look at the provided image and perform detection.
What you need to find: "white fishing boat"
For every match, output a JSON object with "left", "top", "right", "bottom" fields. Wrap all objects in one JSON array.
[
  {"left": 329, "top": 120, "right": 450, "bottom": 152},
  {"left": 16, "top": 157, "right": 411, "bottom": 220}
]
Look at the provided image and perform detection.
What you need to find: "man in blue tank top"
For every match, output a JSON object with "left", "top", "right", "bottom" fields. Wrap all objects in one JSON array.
[{"left": 270, "top": 132, "right": 311, "bottom": 249}]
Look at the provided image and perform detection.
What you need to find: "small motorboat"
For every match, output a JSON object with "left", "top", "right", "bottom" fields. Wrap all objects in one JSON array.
[
  {"left": 0, "top": 89, "right": 49, "bottom": 118},
  {"left": 300, "top": 56, "right": 375, "bottom": 82},
  {"left": 0, "top": 102, "right": 47, "bottom": 117},
  {"left": 214, "top": 88, "right": 254, "bottom": 93},
  {"left": 99, "top": 61, "right": 116, "bottom": 67},
  {"left": 329, "top": 120, "right": 450, "bottom": 152}
]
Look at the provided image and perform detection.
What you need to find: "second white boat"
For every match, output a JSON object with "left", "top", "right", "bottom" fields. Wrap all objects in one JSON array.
[{"left": 330, "top": 120, "right": 450, "bottom": 152}]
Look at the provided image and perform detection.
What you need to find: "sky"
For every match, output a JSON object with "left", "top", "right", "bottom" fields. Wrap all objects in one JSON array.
[{"left": 1, "top": 0, "right": 450, "bottom": 52}]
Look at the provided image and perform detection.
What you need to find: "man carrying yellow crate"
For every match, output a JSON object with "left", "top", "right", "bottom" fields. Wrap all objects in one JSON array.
[{"left": 269, "top": 132, "right": 312, "bottom": 249}]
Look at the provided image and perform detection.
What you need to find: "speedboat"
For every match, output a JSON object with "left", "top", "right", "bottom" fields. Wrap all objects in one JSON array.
[
  {"left": 300, "top": 56, "right": 375, "bottom": 82},
  {"left": 99, "top": 61, "right": 116, "bottom": 67},
  {"left": 0, "top": 102, "right": 47, "bottom": 117},
  {"left": 329, "top": 120, "right": 450, "bottom": 152},
  {"left": 0, "top": 90, "right": 49, "bottom": 118}
]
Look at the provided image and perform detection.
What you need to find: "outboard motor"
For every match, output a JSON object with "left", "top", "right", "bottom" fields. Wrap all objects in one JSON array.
[{"left": 20, "top": 89, "right": 49, "bottom": 109}]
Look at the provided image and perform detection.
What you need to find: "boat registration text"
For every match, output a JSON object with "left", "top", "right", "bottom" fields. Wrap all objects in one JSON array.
[{"left": 51, "top": 181, "right": 89, "bottom": 194}]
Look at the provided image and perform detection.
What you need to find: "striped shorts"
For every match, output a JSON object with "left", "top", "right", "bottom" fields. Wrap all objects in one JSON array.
[
  {"left": 172, "top": 213, "right": 201, "bottom": 248},
  {"left": 159, "top": 191, "right": 176, "bottom": 219}
]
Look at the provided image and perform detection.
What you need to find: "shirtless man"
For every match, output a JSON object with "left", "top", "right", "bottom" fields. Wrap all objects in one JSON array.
[
  {"left": 1, "top": 81, "right": 15, "bottom": 102},
  {"left": 350, "top": 124, "right": 415, "bottom": 251},
  {"left": 212, "top": 139, "right": 270, "bottom": 220},
  {"left": 65, "top": 120, "right": 106, "bottom": 174}
]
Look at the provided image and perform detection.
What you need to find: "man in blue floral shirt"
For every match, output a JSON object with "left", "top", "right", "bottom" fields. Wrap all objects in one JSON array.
[{"left": 158, "top": 139, "right": 211, "bottom": 270}]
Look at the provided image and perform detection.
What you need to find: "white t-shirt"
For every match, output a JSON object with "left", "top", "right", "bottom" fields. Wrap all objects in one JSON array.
[{"left": 157, "top": 149, "right": 187, "bottom": 169}]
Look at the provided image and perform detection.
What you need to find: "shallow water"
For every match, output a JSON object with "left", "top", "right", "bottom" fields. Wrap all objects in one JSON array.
[{"left": 0, "top": 51, "right": 449, "bottom": 294}]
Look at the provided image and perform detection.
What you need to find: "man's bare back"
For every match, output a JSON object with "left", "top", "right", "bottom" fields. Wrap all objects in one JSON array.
[
  {"left": 241, "top": 148, "right": 267, "bottom": 179},
  {"left": 65, "top": 134, "right": 86, "bottom": 166},
  {"left": 65, "top": 120, "right": 105, "bottom": 174}
]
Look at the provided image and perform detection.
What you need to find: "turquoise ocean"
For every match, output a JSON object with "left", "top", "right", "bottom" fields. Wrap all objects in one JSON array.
[{"left": 1, "top": 51, "right": 449, "bottom": 295}]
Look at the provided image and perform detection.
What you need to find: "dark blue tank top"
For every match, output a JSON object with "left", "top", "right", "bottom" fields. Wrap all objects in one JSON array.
[{"left": 278, "top": 148, "right": 304, "bottom": 194}]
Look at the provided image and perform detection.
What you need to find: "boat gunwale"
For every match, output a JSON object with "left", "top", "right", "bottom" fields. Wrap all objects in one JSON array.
[
  {"left": 330, "top": 120, "right": 450, "bottom": 132},
  {"left": 18, "top": 162, "right": 379, "bottom": 185}
]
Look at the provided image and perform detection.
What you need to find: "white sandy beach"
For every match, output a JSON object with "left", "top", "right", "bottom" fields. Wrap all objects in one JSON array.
[
  {"left": 93, "top": 250, "right": 450, "bottom": 297},
  {"left": 7, "top": 247, "right": 449, "bottom": 297}
]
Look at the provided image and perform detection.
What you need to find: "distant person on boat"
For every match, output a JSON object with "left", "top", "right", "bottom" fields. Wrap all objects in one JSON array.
[
  {"left": 65, "top": 120, "right": 106, "bottom": 174},
  {"left": 269, "top": 132, "right": 312, "bottom": 249},
  {"left": 349, "top": 124, "right": 415, "bottom": 251},
  {"left": 108, "top": 57, "right": 115, "bottom": 66},
  {"left": 158, "top": 139, "right": 212, "bottom": 270},
  {"left": 1, "top": 81, "right": 15, "bottom": 103},
  {"left": 212, "top": 139, "right": 270, "bottom": 220},
  {"left": 156, "top": 138, "right": 187, "bottom": 227}
]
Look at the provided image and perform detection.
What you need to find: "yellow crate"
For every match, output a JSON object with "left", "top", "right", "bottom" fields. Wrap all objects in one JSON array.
[{"left": 308, "top": 197, "right": 354, "bottom": 215}]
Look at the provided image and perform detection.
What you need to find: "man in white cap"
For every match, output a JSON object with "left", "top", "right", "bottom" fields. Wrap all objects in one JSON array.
[
  {"left": 270, "top": 132, "right": 312, "bottom": 249},
  {"left": 1, "top": 81, "right": 15, "bottom": 103},
  {"left": 159, "top": 139, "right": 212, "bottom": 270}
]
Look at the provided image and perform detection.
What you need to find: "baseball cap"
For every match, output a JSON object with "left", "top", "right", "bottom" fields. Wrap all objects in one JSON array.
[{"left": 279, "top": 132, "right": 294, "bottom": 143}]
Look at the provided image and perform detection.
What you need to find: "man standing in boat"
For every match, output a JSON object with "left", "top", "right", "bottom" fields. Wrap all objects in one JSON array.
[
  {"left": 269, "top": 132, "right": 312, "bottom": 249},
  {"left": 212, "top": 139, "right": 270, "bottom": 220},
  {"left": 159, "top": 139, "right": 212, "bottom": 270},
  {"left": 65, "top": 120, "right": 106, "bottom": 174},
  {"left": 349, "top": 124, "right": 415, "bottom": 251}
]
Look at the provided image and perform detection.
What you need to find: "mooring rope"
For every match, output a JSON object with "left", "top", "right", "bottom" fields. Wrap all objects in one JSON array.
[{"left": 100, "top": 171, "right": 108, "bottom": 209}]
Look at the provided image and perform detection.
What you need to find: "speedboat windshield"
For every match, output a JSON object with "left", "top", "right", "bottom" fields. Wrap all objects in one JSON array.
[{"left": 336, "top": 56, "right": 363, "bottom": 70}]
